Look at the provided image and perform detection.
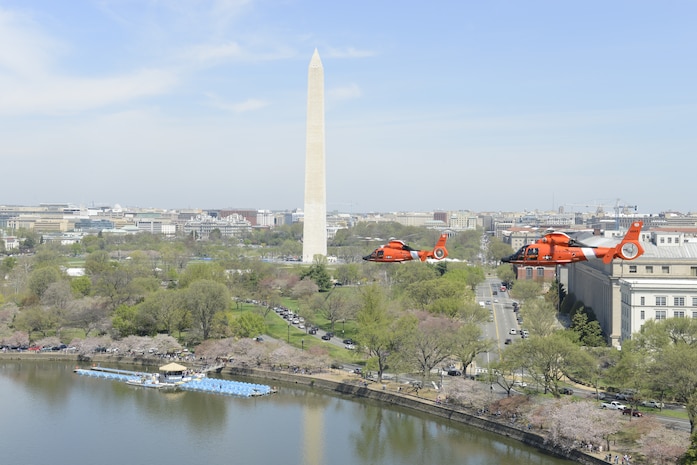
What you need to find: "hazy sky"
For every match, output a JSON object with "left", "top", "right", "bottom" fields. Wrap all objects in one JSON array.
[{"left": 1, "top": 1, "right": 695, "bottom": 214}]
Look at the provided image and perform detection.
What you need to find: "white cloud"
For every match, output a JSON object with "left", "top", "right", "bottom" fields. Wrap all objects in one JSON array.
[
  {"left": 325, "top": 46, "right": 377, "bottom": 59},
  {"left": 328, "top": 83, "right": 362, "bottom": 101},
  {"left": 0, "top": 69, "right": 178, "bottom": 116},
  {"left": 0, "top": 8, "right": 66, "bottom": 77},
  {"left": 183, "top": 41, "right": 245, "bottom": 63},
  {"left": 204, "top": 93, "right": 269, "bottom": 113},
  {"left": 0, "top": 7, "right": 178, "bottom": 116}
]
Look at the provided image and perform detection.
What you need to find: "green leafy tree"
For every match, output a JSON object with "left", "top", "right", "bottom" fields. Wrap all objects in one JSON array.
[
  {"left": 496, "top": 264, "right": 515, "bottom": 288},
  {"left": 570, "top": 308, "right": 605, "bottom": 346},
  {"left": 510, "top": 332, "right": 586, "bottom": 396},
  {"left": 85, "top": 250, "right": 114, "bottom": 276},
  {"left": 28, "top": 267, "right": 62, "bottom": 299},
  {"left": 137, "top": 289, "right": 182, "bottom": 336},
  {"left": 231, "top": 312, "right": 266, "bottom": 338},
  {"left": 183, "top": 280, "right": 230, "bottom": 339},
  {"left": 70, "top": 275, "right": 92, "bottom": 296},
  {"left": 545, "top": 279, "right": 566, "bottom": 312},
  {"left": 13, "top": 306, "right": 58, "bottom": 340},
  {"left": 300, "top": 261, "right": 333, "bottom": 292},
  {"left": 31, "top": 248, "right": 66, "bottom": 269},
  {"left": 634, "top": 319, "right": 697, "bottom": 433},
  {"left": 312, "top": 289, "right": 354, "bottom": 333},
  {"left": 452, "top": 323, "right": 492, "bottom": 376},
  {"left": 111, "top": 304, "right": 139, "bottom": 337},
  {"left": 355, "top": 285, "right": 405, "bottom": 382},
  {"left": 486, "top": 236, "right": 513, "bottom": 264},
  {"left": 391, "top": 264, "right": 439, "bottom": 290},
  {"left": 0, "top": 256, "right": 17, "bottom": 275},
  {"left": 522, "top": 299, "right": 558, "bottom": 337},
  {"left": 178, "top": 262, "right": 227, "bottom": 288},
  {"left": 510, "top": 279, "right": 542, "bottom": 302},
  {"left": 334, "top": 263, "right": 361, "bottom": 285}
]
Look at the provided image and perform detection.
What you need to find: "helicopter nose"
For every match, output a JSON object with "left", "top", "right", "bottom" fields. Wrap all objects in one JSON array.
[
  {"left": 500, "top": 255, "right": 511, "bottom": 263},
  {"left": 362, "top": 255, "right": 370, "bottom": 261}
]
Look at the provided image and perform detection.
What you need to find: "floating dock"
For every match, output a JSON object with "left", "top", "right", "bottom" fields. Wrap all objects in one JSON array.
[{"left": 74, "top": 366, "right": 274, "bottom": 398}]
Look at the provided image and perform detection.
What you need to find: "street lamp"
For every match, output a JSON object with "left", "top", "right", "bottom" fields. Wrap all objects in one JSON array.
[
  {"left": 287, "top": 321, "right": 290, "bottom": 343},
  {"left": 301, "top": 339, "right": 304, "bottom": 351},
  {"left": 342, "top": 319, "right": 345, "bottom": 335}
]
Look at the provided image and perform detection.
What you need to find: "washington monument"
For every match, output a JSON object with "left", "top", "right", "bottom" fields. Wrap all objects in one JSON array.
[{"left": 302, "top": 49, "right": 327, "bottom": 263}]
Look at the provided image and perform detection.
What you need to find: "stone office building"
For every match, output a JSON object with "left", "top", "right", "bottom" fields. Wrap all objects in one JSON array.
[{"left": 567, "top": 228, "right": 697, "bottom": 347}]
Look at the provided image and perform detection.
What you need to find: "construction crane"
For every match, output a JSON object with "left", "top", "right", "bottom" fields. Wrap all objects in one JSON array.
[
  {"left": 614, "top": 199, "right": 637, "bottom": 230},
  {"left": 562, "top": 203, "right": 611, "bottom": 216}
]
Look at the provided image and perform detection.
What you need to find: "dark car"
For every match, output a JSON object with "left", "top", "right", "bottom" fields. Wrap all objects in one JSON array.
[
  {"left": 308, "top": 328, "right": 317, "bottom": 335},
  {"left": 504, "top": 338, "right": 512, "bottom": 345},
  {"left": 342, "top": 338, "right": 354, "bottom": 345},
  {"left": 447, "top": 369, "right": 462, "bottom": 376},
  {"left": 321, "top": 334, "right": 331, "bottom": 341},
  {"left": 326, "top": 332, "right": 334, "bottom": 338},
  {"left": 559, "top": 387, "right": 574, "bottom": 395},
  {"left": 622, "top": 408, "right": 643, "bottom": 417}
]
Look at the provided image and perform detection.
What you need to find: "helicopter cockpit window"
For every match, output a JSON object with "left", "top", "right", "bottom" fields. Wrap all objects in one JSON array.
[
  {"left": 377, "top": 250, "right": 384, "bottom": 258},
  {"left": 526, "top": 248, "right": 539, "bottom": 260}
]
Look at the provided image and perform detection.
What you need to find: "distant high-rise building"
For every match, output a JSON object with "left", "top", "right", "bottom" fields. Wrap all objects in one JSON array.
[{"left": 302, "top": 49, "right": 327, "bottom": 263}]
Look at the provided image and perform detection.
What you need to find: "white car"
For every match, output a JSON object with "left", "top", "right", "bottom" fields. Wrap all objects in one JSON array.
[
  {"left": 344, "top": 343, "right": 356, "bottom": 350},
  {"left": 641, "top": 400, "right": 665, "bottom": 408},
  {"left": 509, "top": 329, "right": 517, "bottom": 335}
]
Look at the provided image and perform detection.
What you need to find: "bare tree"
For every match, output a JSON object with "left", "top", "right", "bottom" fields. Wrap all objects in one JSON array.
[
  {"left": 65, "top": 297, "right": 111, "bottom": 337},
  {"left": 402, "top": 311, "right": 458, "bottom": 379}
]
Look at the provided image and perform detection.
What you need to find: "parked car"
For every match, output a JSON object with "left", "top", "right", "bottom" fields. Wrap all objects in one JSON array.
[
  {"left": 622, "top": 408, "right": 643, "bottom": 417},
  {"left": 447, "top": 369, "right": 462, "bottom": 376},
  {"left": 559, "top": 387, "right": 574, "bottom": 395},
  {"left": 504, "top": 338, "right": 512, "bottom": 345},
  {"left": 321, "top": 334, "right": 331, "bottom": 341},
  {"left": 344, "top": 343, "right": 356, "bottom": 350},
  {"left": 601, "top": 401, "right": 627, "bottom": 410},
  {"left": 615, "top": 390, "right": 636, "bottom": 401},
  {"left": 513, "top": 381, "right": 528, "bottom": 388},
  {"left": 342, "top": 339, "right": 354, "bottom": 345},
  {"left": 641, "top": 400, "right": 665, "bottom": 409}
]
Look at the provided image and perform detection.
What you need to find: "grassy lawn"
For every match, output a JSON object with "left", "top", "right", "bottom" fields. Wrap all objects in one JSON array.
[{"left": 231, "top": 301, "right": 364, "bottom": 365}]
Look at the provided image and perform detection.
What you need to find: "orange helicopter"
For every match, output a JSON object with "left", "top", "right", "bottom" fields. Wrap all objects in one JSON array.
[
  {"left": 501, "top": 221, "right": 644, "bottom": 266},
  {"left": 363, "top": 234, "right": 449, "bottom": 263}
]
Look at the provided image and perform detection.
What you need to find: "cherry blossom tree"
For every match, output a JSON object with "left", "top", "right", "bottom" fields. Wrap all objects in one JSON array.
[
  {"left": 443, "top": 377, "right": 492, "bottom": 410},
  {"left": 541, "top": 399, "right": 623, "bottom": 452},
  {"left": 636, "top": 418, "right": 690, "bottom": 464}
]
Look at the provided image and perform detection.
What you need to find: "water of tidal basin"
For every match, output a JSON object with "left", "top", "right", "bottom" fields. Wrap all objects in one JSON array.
[{"left": 0, "top": 361, "right": 575, "bottom": 465}]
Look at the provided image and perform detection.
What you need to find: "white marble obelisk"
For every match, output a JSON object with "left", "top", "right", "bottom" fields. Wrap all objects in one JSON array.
[{"left": 302, "top": 49, "right": 327, "bottom": 263}]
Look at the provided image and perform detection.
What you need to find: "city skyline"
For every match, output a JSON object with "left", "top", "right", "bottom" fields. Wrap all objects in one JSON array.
[{"left": 1, "top": 1, "right": 696, "bottom": 213}]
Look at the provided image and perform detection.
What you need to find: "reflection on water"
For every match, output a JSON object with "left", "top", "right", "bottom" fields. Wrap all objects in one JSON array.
[{"left": 0, "top": 360, "right": 574, "bottom": 465}]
